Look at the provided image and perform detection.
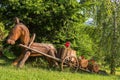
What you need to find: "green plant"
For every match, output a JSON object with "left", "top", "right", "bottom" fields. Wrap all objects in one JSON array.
[
  {"left": 2, "top": 46, "right": 16, "bottom": 59},
  {"left": 0, "top": 22, "right": 8, "bottom": 50}
]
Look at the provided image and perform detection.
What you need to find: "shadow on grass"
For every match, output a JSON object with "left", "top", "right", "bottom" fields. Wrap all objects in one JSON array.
[
  {"left": 26, "top": 56, "right": 62, "bottom": 71},
  {"left": 77, "top": 68, "right": 109, "bottom": 76},
  {"left": 0, "top": 56, "right": 14, "bottom": 66}
]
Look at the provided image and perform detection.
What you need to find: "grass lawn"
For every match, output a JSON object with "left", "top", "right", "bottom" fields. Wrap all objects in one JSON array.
[{"left": 0, "top": 57, "right": 120, "bottom": 80}]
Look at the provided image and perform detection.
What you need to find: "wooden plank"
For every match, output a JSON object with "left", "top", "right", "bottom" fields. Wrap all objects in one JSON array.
[
  {"left": 60, "top": 48, "right": 76, "bottom": 60},
  {"left": 61, "top": 48, "right": 67, "bottom": 60},
  {"left": 19, "top": 44, "right": 62, "bottom": 62}
]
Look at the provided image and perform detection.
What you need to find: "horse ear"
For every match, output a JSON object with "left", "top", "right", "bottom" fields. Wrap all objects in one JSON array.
[{"left": 14, "top": 17, "right": 20, "bottom": 24}]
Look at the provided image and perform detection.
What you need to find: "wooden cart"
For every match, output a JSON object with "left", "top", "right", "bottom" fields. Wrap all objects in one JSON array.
[
  {"left": 19, "top": 34, "right": 79, "bottom": 72},
  {"left": 19, "top": 44, "right": 79, "bottom": 72}
]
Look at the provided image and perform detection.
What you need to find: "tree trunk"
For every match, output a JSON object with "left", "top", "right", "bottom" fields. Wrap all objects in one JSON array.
[{"left": 110, "top": 2, "right": 118, "bottom": 74}]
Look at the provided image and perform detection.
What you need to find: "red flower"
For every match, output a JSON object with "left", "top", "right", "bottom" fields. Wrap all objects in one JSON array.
[{"left": 65, "top": 41, "right": 70, "bottom": 48}]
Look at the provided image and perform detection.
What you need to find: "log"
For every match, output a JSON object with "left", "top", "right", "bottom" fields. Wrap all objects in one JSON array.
[{"left": 19, "top": 44, "right": 62, "bottom": 62}]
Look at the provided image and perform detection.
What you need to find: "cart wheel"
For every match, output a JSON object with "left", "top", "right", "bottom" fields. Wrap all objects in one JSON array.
[{"left": 61, "top": 56, "right": 79, "bottom": 72}]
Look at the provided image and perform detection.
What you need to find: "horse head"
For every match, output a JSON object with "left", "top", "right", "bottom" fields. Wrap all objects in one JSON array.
[
  {"left": 7, "top": 25, "right": 22, "bottom": 45},
  {"left": 7, "top": 18, "right": 30, "bottom": 45}
]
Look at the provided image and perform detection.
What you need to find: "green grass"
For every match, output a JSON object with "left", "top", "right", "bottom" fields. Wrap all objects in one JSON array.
[
  {"left": 0, "top": 57, "right": 120, "bottom": 80},
  {"left": 0, "top": 66, "right": 119, "bottom": 80}
]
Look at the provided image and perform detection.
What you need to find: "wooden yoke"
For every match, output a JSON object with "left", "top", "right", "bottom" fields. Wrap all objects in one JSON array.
[
  {"left": 28, "top": 33, "right": 36, "bottom": 47},
  {"left": 19, "top": 33, "right": 36, "bottom": 68}
]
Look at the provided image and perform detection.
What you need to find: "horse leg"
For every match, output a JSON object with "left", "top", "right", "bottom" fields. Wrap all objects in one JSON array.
[
  {"left": 12, "top": 53, "right": 24, "bottom": 66},
  {"left": 48, "top": 49, "right": 58, "bottom": 67},
  {"left": 46, "top": 57, "right": 53, "bottom": 68},
  {"left": 18, "top": 51, "right": 31, "bottom": 68}
]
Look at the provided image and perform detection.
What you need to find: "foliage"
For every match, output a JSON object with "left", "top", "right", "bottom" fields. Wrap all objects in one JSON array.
[
  {"left": 95, "top": 0, "right": 120, "bottom": 74},
  {"left": 70, "top": 24, "right": 98, "bottom": 58},
  {"left": 0, "top": 0, "right": 82, "bottom": 43},
  {"left": 0, "top": 0, "right": 97, "bottom": 58},
  {"left": 83, "top": 0, "right": 120, "bottom": 74},
  {"left": 79, "top": 0, "right": 120, "bottom": 74},
  {"left": 2, "top": 45, "right": 16, "bottom": 59},
  {"left": 0, "top": 22, "right": 15, "bottom": 59},
  {"left": 31, "top": 57, "right": 49, "bottom": 68},
  {"left": 0, "top": 22, "right": 8, "bottom": 50}
]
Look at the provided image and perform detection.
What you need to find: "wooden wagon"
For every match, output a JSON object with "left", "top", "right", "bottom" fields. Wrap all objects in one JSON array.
[
  {"left": 19, "top": 34, "right": 100, "bottom": 73},
  {"left": 19, "top": 34, "right": 79, "bottom": 72}
]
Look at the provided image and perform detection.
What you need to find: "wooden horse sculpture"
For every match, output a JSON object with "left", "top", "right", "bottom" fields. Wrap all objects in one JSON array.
[{"left": 7, "top": 17, "right": 58, "bottom": 68}]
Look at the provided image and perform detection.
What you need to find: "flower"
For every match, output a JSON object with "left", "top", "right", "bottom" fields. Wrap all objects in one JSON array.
[{"left": 65, "top": 41, "right": 70, "bottom": 48}]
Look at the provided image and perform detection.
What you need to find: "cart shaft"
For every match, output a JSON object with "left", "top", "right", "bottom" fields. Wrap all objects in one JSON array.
[{"left": 19, "top": 44, "right": 62, "bottom": 62}]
